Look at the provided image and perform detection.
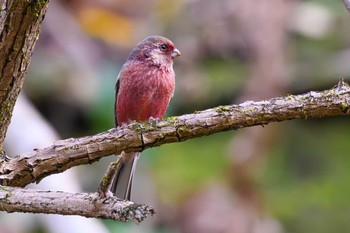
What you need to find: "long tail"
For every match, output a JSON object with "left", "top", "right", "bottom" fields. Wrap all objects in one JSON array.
[{"left": 110, "top": 152, "right": 139, "bottom": 200}]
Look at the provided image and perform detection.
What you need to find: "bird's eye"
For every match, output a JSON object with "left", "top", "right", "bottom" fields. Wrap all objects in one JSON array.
[{"left": 159, "top": 44, "right": 168, "bottom": 51}]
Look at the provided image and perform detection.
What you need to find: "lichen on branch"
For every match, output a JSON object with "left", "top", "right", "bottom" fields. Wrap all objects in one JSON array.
[
  {"left": 0, "top": 185, "right": 155, "bottom": 223},
  {"left": 1, "top": 80, "right": 349, "bottom": 188}
]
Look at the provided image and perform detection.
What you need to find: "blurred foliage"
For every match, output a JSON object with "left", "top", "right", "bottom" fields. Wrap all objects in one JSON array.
[
  {"left": 150, "top": 131, "right": 232, "bottom": 205},
  {"left": 262, "top": 119, "right": 350, "bottom": 232},
  {"left": 77, "top": 6, "right": 133, "bottom": 46}
]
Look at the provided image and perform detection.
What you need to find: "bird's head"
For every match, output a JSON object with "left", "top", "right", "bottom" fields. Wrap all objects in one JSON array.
[{"left": 127, "top": 36, "right": 181, "bottom": 68}]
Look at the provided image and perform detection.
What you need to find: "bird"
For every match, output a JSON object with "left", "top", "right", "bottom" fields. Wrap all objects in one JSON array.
[{"left": 110, "top": 36, "right": 181, "bottom": 200}]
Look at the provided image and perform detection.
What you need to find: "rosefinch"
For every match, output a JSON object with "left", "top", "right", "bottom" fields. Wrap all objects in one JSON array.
[{"left": 110, "top": 36, "right": 181, "bottom": 200}]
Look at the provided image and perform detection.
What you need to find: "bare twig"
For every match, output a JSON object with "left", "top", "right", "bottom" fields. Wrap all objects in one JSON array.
[
  {"left": 98, "top": 159, "right": 121, "bottom": 197},
  {"left": 0, "top": 185, "right": 154, "bottom": 222},
  {"left": 1, "top": 81, "right": 350, "bottom": 188}
]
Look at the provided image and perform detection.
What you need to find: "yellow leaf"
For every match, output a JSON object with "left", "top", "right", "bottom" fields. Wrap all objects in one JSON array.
[{"left": 77, "top": 6, "right": 133, "bottom": 46}]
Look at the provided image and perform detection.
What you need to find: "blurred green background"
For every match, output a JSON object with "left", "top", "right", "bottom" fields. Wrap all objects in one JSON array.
[{"left": 4, "top": 0, "right": 350, "bottom": 232}]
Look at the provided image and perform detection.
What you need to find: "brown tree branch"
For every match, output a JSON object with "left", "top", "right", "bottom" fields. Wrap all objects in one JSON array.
[
  {"left": 0, "top": 81, "right": 349, "bottom": 221},
  {"left": 0, "top": 185, "right": 155, "bottom": 223},
  {"left": 0, "top": 0, "right": 49, "bottom": 152},
  {"left": 1, "top": 80, "right": 349, "bottom": 188}
]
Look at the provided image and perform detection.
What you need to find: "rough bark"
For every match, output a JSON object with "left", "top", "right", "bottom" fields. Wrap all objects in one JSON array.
[
  {"left": 1, "top": 80, "right": 349, "bottom": 188},
  {"left": 0, "top": 0, "right": 49, "bottom": 152},
  {"left": 0, "top": 185, "right": 155, "bottom": 223}
]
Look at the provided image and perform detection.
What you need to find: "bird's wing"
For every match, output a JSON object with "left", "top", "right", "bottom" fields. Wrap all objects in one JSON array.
[{"left": 114, "top": 76, "right": 120, "bottom": 127}]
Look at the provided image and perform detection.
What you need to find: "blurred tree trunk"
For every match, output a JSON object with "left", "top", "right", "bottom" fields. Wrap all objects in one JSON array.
[
  {"left": 228, "top": 0, "right": 293, "bottom": 207},
  {"left": 0, "top": 0, "right": 49, "bottom": 152},
  {"left": 226, "top": 0, "right": 293, "bottom": 232},
  {"left": 179, "top": 0, "right": 295, "bottom": 232}
]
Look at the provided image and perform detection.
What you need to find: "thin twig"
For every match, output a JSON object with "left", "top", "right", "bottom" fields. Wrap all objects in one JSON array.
[{"left": 98, "top": 157, "right": 121, "bottom": 197}]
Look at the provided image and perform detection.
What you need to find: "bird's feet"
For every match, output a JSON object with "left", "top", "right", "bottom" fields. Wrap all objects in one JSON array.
[{"left": 149, "top": 117, "right": 160, "bottom": 125}]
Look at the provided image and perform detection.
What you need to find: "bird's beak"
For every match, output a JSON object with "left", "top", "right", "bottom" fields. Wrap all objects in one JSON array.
[{"left": 171, "top": 48, "right": 181, "bottom": 58}]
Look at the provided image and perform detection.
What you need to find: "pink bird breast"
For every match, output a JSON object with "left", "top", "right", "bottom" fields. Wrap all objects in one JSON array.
[{"left": 116, "top": 62, "right": 176, "bottom": 125}]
